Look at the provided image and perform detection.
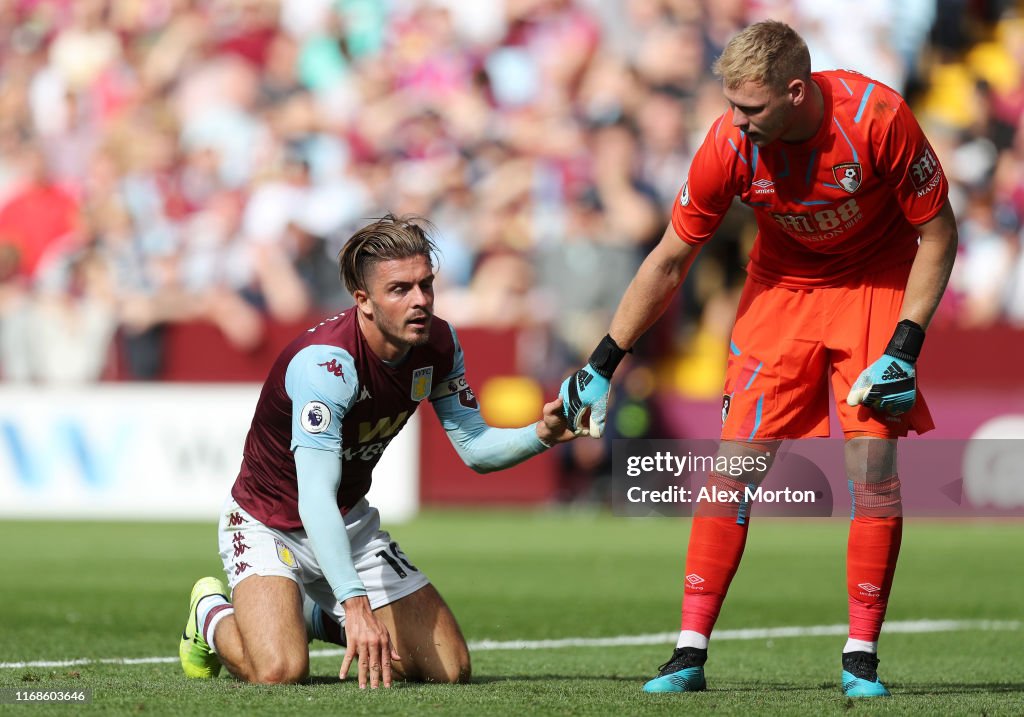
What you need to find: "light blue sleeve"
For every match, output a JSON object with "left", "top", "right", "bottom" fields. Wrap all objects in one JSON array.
[
  {"left": 285, "top": 345, "right": 358, "bottom": 453},
  {"left": 294, "top": 446, "right": 366, "bottom": 603},
  {"left": 430, "top": 326, "right": 549, "bottom": 473},
  {"left": 286, "top": 345, "right": 364, "bottom": 603}
]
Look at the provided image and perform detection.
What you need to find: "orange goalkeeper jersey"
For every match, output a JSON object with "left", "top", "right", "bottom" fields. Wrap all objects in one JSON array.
[{"left": 671, "top": 70, "right": 948, "bottom": 287}]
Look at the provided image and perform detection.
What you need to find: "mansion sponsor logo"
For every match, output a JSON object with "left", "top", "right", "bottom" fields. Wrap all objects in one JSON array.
[{"left": 910, "top": 147, "right": 939, "bottom": 189}]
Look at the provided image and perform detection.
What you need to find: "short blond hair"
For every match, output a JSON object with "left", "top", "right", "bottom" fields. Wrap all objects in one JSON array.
[
  {"left": 339, "top": 214, "right": 438, "bottom": 294},
  {"left": 712, "top": 20, "right": 811, "bottom": 92}
]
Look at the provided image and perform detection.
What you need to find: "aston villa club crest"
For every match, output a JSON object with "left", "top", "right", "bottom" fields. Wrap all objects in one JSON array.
[
  {"left": 411, "top": 366, "right": 433, "bottom": 401},
  {"left": 832, "top": 162, "right": 862, "bottom": 193},
  {"left": 275, "top": 538, "right": 299, "bottom": 568}
]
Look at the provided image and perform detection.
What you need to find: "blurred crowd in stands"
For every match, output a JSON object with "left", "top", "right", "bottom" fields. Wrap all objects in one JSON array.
[{"left": 0, "top": 0, "right": 1022, "bottom": 391}]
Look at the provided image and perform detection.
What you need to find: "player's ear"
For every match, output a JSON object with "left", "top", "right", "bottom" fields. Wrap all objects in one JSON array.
[
  {"left": 787, "top": 78, "right": 806, "bottom": 106},
  {"left": 353, "top": 288, "right": 372, "bottom": 318}
]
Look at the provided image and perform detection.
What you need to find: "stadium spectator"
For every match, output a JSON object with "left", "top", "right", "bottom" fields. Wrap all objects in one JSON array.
[
  {"left": 0, "top": 145, "right": 83, "bottom": 381},
  {"left": 560, "top": 20, "right": 957, "bottom": 698},
  {"left": 0, "top": 0, "right": 1018, "bottom": 396},
  {"left": 179, "top": 215, "right": 576, "bottom": 686}
]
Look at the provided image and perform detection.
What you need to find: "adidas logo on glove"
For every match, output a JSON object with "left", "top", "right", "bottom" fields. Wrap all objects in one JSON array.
[{"left": 881, "top": 362, "right": 909, "bottom": 381}]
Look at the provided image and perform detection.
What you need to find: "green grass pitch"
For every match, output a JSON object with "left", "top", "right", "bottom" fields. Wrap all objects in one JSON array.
[{"left": 1, "top": 512, "right": 1021, "bottom": 715}]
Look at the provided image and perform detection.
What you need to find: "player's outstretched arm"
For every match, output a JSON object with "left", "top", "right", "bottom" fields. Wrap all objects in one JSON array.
[
  {"left": 432, "top": 325, "right": 577, "bottom": 473},
  {"left": 847, "top": 200, "right": 958, "bottom": 415},
  {"left": 609, "top": 225, "right": 703, "bottom": 349},
  {"left": 561, "top": 225, "right": 701, "bottom": 437},
  {"left": 433, "top": 394, "right": 576, "bottom": 474}
]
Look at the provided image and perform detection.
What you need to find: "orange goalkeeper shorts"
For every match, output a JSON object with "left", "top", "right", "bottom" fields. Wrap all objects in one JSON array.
[{"left": 720, "top": 263, "right": 934, "bottom": 440}]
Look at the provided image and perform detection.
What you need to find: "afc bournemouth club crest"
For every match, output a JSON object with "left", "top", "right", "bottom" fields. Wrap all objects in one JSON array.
[
  {"left": 411, "top": 366, "right": 433, "bottom": 401},
  {"left": 832, "top": 162, "right": 862, "bottom": 193}
]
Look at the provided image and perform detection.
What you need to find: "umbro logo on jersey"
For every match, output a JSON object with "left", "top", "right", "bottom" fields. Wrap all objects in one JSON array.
[
  {"left": 685, "top": 573, "right": 705, "bottom": 588},
  {"left": 857, "top": 582, "right": 880, "bottom": 594},
  {"left": 881, "top": 362, "right": 909, "bottom": 381},
  {"left": 752, "top": 178, "right": 775, "bottom": 194}
]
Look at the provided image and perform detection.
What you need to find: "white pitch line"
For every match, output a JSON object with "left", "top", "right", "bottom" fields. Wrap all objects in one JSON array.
[{"left": 2, "top": 619, "right": 1018, "bottom": 670}]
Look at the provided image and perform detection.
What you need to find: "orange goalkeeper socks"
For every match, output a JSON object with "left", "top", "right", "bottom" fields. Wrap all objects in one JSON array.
[
  {"left": 847, "top": 477, "right": 903, "bottom": 641},
  {"left": 680, "top": 472, "right": 752, "bottom": 637}
]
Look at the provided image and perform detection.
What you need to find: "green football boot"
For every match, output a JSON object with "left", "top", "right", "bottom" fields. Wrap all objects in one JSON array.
[{"left": 179, "top": 577, "right": 228, "bottom": 678}]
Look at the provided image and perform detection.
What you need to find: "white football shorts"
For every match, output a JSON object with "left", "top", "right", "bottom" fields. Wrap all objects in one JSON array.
[{"left": 217, "top": 495, "right": 431, "bottom": 625}]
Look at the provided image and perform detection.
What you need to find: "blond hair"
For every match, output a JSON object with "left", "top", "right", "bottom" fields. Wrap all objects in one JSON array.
[
  {"left": 712, "top": 20, "right": 811, "bottom": 91},
  {"left": 339, "top": 214, "right": 438, "bottom": 294}
]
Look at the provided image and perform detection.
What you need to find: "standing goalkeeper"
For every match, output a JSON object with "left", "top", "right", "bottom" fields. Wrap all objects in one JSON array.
[{"left": 561, "top": 21, "right": 956, "bottom": 698}]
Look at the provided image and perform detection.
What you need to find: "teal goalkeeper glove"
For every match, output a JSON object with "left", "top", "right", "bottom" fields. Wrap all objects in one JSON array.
[
  {"left": 847, "top": 320, "right": 925, "bottom": 416},
  {"left": 560, "top": 335, "right": 629, "bottom": 438}
]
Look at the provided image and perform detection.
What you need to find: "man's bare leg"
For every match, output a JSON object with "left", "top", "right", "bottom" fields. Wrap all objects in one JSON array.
[
  {"left": 212, "top": 576, "right": 310, "bottom": 684},
  {"left": 368, "top": 584, "right": 471, "bottom": 684}
]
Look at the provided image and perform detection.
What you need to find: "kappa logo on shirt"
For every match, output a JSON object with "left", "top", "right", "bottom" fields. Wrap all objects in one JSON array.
[{"left": 318, "top": 359, "right": 346, "bottom": 379}]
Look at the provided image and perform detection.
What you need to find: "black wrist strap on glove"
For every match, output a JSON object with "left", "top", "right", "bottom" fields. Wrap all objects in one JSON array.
[
  {"left": 884, "top": 320, "right": 925, "bottom": 363},
  {"left": 587, "top": 334, "right": 631, "bottom": 378}
]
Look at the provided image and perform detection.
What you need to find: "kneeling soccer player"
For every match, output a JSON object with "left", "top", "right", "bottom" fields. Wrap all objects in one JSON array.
[{"left": 180, "top": 214, "right": 575, "bottom": 687}]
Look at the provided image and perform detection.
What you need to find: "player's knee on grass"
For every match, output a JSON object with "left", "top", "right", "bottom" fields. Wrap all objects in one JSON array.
[
  {"left": 251, "top": 652, "right": 309, "bottom": 685},
  {"left": 391, "top": 635, "right": 471, "bottom": 684},
  {"left": 424, "top": 641, "right": 471, "bottom": 684},
  {"left": 379, "top": 585, "right": 472, "bottom": 684},
  {"left": 228, "top": 576, "right": 309, "bottom": 683}
]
